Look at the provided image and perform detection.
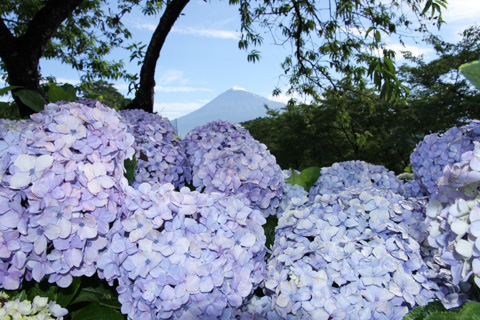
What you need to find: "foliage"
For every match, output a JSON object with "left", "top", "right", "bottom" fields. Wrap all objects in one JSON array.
[
  {"left": 284, "top": 166, "right": 320, "bottom": 192},
  {"left": 404, "top": 301, "right": 480, "bottom": 320},
  {"left": 460, "top": 60, "right": 480, "bottom": 90},
  {"left": 0, "top": 0, "right": 135, "bottom": 85},
  {"left": 231, "top": 0, "right": 447, "bottom": 101},
  {"left": 79, "top": 80, "right": 131, "bottom": 110},
  {"left": 244, "top": 26, "right": 480, "bottom": 175},
  {"left": 5, "top": 275, "right": 123, "bottom": 320},
  {"left": 243, "top": 89, "right": 416, "bottom": 174}
]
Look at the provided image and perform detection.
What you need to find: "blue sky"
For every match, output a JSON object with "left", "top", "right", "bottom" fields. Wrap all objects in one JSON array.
[{"left": 9, "top": 1, "right": 480, "bottom": 119}]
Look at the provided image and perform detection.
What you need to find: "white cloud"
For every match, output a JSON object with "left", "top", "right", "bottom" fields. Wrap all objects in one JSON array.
[
  {"left": 157, "top": 70, "right": 189, "bottom": 86},
  {"left": 130, "top": 21, "right": 240, "bottom": 40},
  {"left": 172, "top": 27, "right": 240, "bottom": 40},
  {"left": 154, "top": 86, "right": 213, "bottom": 93},
  {"left": 387, "top": 43, "right": 435, "bottom": 59},
  {"left": 443, "top": 1, "right": 480, "bottom": 24},
  {"left": 153, "top": 101, "right": 206, "bottom": 119},
  {"left": 131, "top": 21, "right": 156, "bottom": 31}
]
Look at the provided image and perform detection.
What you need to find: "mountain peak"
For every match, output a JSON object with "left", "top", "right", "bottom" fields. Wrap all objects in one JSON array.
[
  {"left": 231, "top": 86, "right": 247, "bottom": 91},
  {"left": 174, "top": 88, "right": 285, "bottom": 137}
]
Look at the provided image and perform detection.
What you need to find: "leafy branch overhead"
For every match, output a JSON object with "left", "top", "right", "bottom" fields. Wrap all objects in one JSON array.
[{"left": 230, "top": 0, "right": 447, "bottom": 101}]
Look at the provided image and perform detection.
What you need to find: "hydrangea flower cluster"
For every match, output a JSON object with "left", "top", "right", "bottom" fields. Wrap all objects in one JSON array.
[
  {"left": 182, "top": 120, "right": 284, "bottom": 216},
  {"left": 119, "top": 109, "right": 189, "bottom": 188},
  {"left": 262, "top": 187, "right": 460, "bottom": 319},
  {"left": 308, "top": 160, "right": 403, "bottom": 200},
  {"left": 426, "top": 141, "right": 480, "bottom": 287},
  {"left": 0, "top": 100, "right": 134, "bottom": 289},
  {"left": 0, "top": 291, "right": 67, "bottom": 319},
  {"left": 97, "top": 181, "right": 267, "bottom": 319},
  {"left": 410, "top": 121, "right": 480, "bottom": 196}
]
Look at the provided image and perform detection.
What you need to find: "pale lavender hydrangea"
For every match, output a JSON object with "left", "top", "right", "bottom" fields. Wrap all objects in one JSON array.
[
  {"left": 262, "top": 187, "right": 461, "bottom": 319},
  {"left": 426, "top": 141, "right": 480, "bottom": 288},
  {"left": 98, "top": 181, "right": 267, "bottom": 319},
  {"left": 410, "top": 121, "right": 480, "bottom": 196},
  {"left": 119, "top": 109, "right": 189, "bottom": 188},
  {"left": 182, "top": 121, "right": 284, "bottom": 216},
  {"left": 309, "top": 160, "right": 403, "bottom": 200},
  {"left": 0, "top": 100, "right": 134, "bottom": 289}
]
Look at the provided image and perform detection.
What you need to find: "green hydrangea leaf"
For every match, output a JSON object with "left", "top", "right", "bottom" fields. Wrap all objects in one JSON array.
[
  {"left": 456, "top": 301, "right": 480, "bottom": 319},
  {"left": 47, "top": 83, "right": 77, "bottom": 102},
  {"left": 460, "top": 60, "right": 480, "bottom": 90},
  {"left": 300, "top": 166, "right": 321, "bottom": 191},
  {"left": 13, "top": 89, "right": 45, "bottom": 112},
  {"left": 70, "top": 302, "right": 124, "bottom": 320},
  {"left": 404, "top": 301, "right": 447, "bottom": 320}
]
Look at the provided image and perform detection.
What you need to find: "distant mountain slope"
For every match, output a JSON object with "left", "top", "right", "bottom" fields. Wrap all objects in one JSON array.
[{"left": 174, "top": 87, "right": 285, "bottom": 137}]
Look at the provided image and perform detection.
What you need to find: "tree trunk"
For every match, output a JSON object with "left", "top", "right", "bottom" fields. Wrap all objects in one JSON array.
[
  {"left": 0, "top": 0, "right": 84, "bottom": 118},
  {"left": 126, "top": 0, "right": 190, "bottom": 113}
]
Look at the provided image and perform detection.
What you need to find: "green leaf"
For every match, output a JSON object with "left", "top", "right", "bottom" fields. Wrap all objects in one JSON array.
[
  {"left": 0, "top": 85, "right": 22, "bottom": 96},
  {"left": 424, "top": 312, "right": 458, "bottom": 320},
  {"left": 460, "top": 60, "right": 480, "bottom": 90},
  {"left": 70, "top": 285, "right": 120, "bottom": 309},
  {"left": 404, "top": 301, "right": 447, "bottom": 320},
  {"left": 47, "top": 83, "right": 77, "bottom": 102},
  {"left": 13, "top": 89, "right": 45, "bottom": 112},
  {"left": 23, "top": 278, "right": 81, "bottom": 308},
  {"left": 300, "top": 167, "right": 321, "bottom": 191},
  {"left": 54, "top": 277, "right": 82, "bottom": 308},
  {"left": 285, "top": 169, "right": 306, "bottom": 190},
  {"left": 456, "top": 301, "right": 480, "bottom": 319},
  {"left": 70, "top": 302, "right": 124, "bottom": 320},
  {"left": 124, "top": 155, "right": 137, "bottom": 185}
]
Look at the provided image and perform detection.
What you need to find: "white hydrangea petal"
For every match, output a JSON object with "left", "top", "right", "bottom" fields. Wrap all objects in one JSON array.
[
  {"left": 455, "top": 239, "right": 473, "bottom": 258},
  {"left": 35, "top": 154, "right": 54, "bottom": 172},
  {"left": 10, "top": 172, "right": 32, "bottom": 188},
  {"left": 14, "top": 154, "right": 36, "bottom": 171}
]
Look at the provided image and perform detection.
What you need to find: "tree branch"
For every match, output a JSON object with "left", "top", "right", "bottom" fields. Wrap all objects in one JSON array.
[
  {"left": 128, "top": 0, "right": 190, "bottom": 112},
  {"left": 18, "top": 0, "right": 85, "bottom": 60}
]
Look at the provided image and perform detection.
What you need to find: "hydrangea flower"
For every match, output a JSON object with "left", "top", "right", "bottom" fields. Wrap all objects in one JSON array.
[
  {"left": 0, "top": 100, "right": 135, "bottom": 289},
  {"left": 98, "top": 181, "right": 267, "bottom": 319},
  {"left": 262, "top": 187, "right": 462, "bottom": 319},
  {"left": 182, "top": 121, "right": 284, "bottom": 216},
  {"left": 426, "top": 141, "right": 480, "bottom": 287},
  {"left": 119, "top": 109, "right": 189, "bottom": 188},
  {"left": 410, "top": 121, "right": 480, "bottom": 196},
  {"left": 0, "top": 290, "right": 68, "bottom": 319},
  {"left": 308, "top": 160, "right": 403, "bottom": 200}
]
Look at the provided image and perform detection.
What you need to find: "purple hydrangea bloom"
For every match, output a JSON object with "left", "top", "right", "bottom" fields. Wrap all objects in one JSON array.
[
  {"left": 309, "top": 160, "right": 403, "bottom": 200},
  {"left": 98, "top": 181, "right": 267, "bottom": 319},
  {"left": 410, "top": 121, "right": 480, "bottom": 196},
  {"left": 182, "top": 120, "right": 284, "bottom": 216},
  {"left": 426, "top": 141, "right": 480, "bottom": 288},
  {"left": 262, "top": 187, "right": 462, "bottom": 319},
  {"left": 0, "top": 100, "right": 134, "bottom": 289},
  {"left": 119, "top": 109, "right": 190, "bottom": 188}
]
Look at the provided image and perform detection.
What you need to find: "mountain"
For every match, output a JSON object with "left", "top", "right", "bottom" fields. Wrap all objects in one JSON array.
[{"left": 173, "top": 87, "right": 285, "bottom": 137}]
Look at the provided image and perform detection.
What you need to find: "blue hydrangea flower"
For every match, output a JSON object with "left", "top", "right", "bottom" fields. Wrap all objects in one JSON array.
[
  {"left": 0, "top": 100, "right": 134, "bottom": 289},
  {"left": 426, "top": 141, "right": 480, "bottom": 289},
  {"left": 410, "top": 121, "right": 480, "bottom": 196},
  {"left": 119, "top": 109, "right": 189, "bottom": 188},
  {"left": 98, "top": 181, "right": 267, "bottom": 319},
  {"left": 262, "top": 187, "right": 461, "bottom": 319},
  {"left": 182, "top": 120, "right": 284, "bottom": 216},
  {"left": 309, "top": 160, "right": 403, "bottom": 200}
]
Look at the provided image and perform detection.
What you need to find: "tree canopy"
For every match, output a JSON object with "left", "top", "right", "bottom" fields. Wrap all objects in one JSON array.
[
  {"left": 232, "top": 0, "right": 447, "bottom": 102},
  {"left": 243, "top": 25, "right": 480, "bottom": 173}
]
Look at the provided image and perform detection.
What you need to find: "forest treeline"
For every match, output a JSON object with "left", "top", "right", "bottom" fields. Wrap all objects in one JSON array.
[{"left": 243, "top": 26, "right": 480, "bottom": 173}]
